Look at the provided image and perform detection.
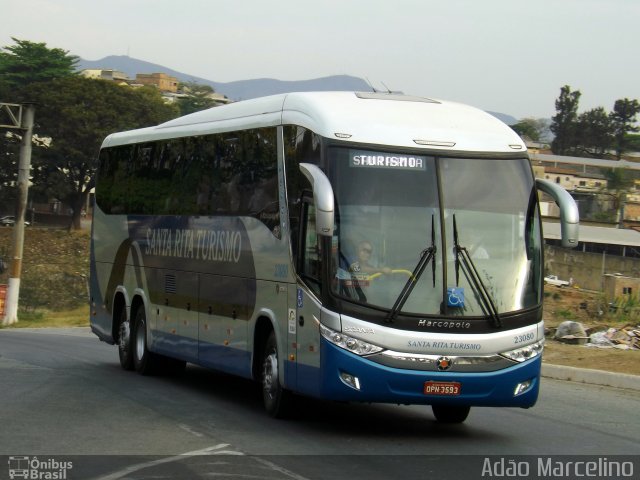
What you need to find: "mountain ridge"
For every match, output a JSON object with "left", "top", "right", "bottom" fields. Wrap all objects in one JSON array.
[
  {"left": 76, "top": 55, "right": 370, "bottom": 101},
  {"left": 76, "top": 55, "right": 518, "bottom": 124}
]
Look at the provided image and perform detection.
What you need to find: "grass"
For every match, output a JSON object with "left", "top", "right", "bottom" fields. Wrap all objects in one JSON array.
[
  {"left": 557, "top": 308, "right": 576, "bottom": 320},
  {"left": 0, "top": 228, "right": 90, "bottom": 329},
  {"left": 1, "top": 305, "right": 89, "bottom": 329}
]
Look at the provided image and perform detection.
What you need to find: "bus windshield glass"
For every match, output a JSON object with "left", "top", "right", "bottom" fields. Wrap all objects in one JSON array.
[{"left": 329, "top": 148, "right": 542, "bottom": 317}]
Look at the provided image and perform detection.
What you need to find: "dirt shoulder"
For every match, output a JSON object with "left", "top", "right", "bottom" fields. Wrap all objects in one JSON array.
[
  {"left": 542, "top": 286, "right": 640, "bottom": 376},
  {"left": 543, "top": 342, "right": 640, "bottom": 376}
]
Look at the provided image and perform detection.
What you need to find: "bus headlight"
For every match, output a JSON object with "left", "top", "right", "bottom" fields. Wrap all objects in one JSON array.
[
  {"left": 500, "top": 339, "right": 544, "bottom": 363},
  {"left": 319, "top": 324, "right": 383, "bottom": 356}
]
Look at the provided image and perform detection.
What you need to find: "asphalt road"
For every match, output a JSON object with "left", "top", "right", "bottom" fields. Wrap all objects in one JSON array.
[{"left": 0, "top": 328, "right": 638, "bottom": 480}]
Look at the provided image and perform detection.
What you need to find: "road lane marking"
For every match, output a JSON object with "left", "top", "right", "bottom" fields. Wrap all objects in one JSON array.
[
  {"left": 252, "top": 457, "right": 314, "bottom": 480},
  {"left": 179, "top": 423, "right": 205, "bottom": 438},
  {"left": 90, "top": 444, "right": 243, "bottom": 480}
]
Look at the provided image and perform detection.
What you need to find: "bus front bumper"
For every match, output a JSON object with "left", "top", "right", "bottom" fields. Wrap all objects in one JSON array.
[{"left": 315, "top": 339, "right": 541, "bottom": 408}]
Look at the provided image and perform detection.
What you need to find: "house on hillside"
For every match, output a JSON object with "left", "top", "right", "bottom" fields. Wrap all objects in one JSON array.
[
  {"left": 603, "top": 273, "right": 640, "bottom": 302},
  {"left": 135, "top": 72, "right": 179, "bottom": 93},
  {"left": 622, "top": 185, "right": 640, "bottom": 230},
  {"left": 540, "top": 166, "right": 607, "bottom": 191},
  {"left": 80, "top": 69, "right": 129, "bottom": 83},
  {"left": 533, "top": 165, "right": 611, "bottom": 221}
]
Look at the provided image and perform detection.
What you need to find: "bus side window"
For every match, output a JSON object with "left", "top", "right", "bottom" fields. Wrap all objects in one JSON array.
[
  {"left": 283, "top": 125, "right": 321, "bottom": 267},
  {"left": 301, "top": 201, "right": 321, "bottom": 296}
]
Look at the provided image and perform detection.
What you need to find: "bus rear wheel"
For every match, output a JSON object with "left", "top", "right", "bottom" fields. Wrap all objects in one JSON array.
[
  {"left": 261, "top": 331, "right": 292, "bottom": 418},
  {"left": 432, "top": 405, "right": 471, "bottom": 424},
  {"left": 132, "top": 306, "right": 158, "bottom": 375},
  {"left": 117, "top": 304, "right": 134, "bottom": 371}
]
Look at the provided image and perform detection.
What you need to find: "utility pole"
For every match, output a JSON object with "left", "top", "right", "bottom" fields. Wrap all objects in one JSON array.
[{"left": 1, "top": 102, "right": 35, "bottom": 326}]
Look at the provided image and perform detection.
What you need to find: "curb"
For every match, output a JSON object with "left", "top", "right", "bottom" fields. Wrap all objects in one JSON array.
[{"left": 542, "top": 364, "right": 640, "bottom": 391}]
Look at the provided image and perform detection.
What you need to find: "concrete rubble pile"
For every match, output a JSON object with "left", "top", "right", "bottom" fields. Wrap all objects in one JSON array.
[
  {"left": 586, "top": 325, "right": 640, "bottom": 350},
  {"left": 550, "top": 320, "right": 640, "bottom": 350}
]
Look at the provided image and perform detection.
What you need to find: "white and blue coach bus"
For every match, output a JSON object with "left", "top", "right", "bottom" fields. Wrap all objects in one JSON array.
[{"left": 89, "top": 92, "right": 579, "bottom": 423}]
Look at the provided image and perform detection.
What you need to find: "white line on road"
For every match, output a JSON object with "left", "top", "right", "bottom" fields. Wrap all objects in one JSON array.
[
  {"left": 179, "top": 423, "right": 205, "bottom": 438},
  {"left": 90, "top": 444, "right": 243, "bottom": 480},
  {"left": 251, "top": 457, "right": 314, "bottom": 480}
]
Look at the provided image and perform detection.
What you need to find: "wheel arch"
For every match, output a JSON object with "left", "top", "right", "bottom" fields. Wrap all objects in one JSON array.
[
  {"left": 111, "top": 288, "right": 149, "bottom": 344},
  {"left": 111, "top": 288, "right": 129, "bottom": 343},
  {"left": 130, "top": 291, "right": 147, "bottom": 320}
]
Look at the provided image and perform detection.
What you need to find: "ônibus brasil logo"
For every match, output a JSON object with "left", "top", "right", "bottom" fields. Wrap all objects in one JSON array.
[{"left": 8, "top": 456, "right": 73, "bottom": 479}]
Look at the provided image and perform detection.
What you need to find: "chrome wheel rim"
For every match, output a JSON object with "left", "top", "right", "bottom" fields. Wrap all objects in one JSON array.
[
  {"left": 118, "top": 320, "right": 130, "bottom": 353},
  {"left": 262, "top": 352, "right": 278, "bottom": 399},
  {"left": 135, "top": 319, "right": 146, "bottom": 360}
]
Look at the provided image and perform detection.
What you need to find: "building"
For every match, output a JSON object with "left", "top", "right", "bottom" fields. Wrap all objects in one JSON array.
[
  {"left": 540, "top": 166, "right": 607, "bottom": 192},
  {"left": 205, "top": 91, "right": 232, "bottom": 106},
  {"left": 543, "top": 222, "right": 640, "bottom": 291},
  {"left": 528, "top": 152, "right": 640, "bottom": 291},
  {"left": 603, "top": 273, "right": 640, "bottom": 301},
  {"left": 80, "top": 69, "right": 129, "bottom": 83},
  {"left": 161, "top": 91, "right": 232, "bottom": 106},
  {"left": 135, "top": 73, "right": 179, "bottom": 93}
]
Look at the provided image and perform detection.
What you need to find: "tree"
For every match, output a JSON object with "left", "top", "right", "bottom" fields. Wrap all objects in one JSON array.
[
  {"left": 603, "top": 167, "right": 634, "bottom": 226},
  {"left": 177, "top": 82, "right": 220, "bottom": 116},
  {"left": 610, "top": 98, "right": 640, "bottom": 160},
  {"left": 0, "top": 38, "right": 78, "bottom": 89},
  {"left": 550, "top": 85, "right": 581, "bottom": 155},
  {"left": 0, "top": 132, "right": 20, "bottom": 209},
  {"left": 21, "top": 77, "right": 180, "bottom": 229},
  {"left": 625, "top": 133, "right": 640, "bottom": 152},
  {"left": 0, "top": 38, "right": 79, "bottom": 213},
  {"left": 510, "top": 117, "right": 550, "bottom": 142},
  {"left": 574, "top": 107, "right": 613, "bottom": 158}
]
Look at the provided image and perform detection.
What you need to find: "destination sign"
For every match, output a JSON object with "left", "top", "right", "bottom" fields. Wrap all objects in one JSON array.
[{"left": 350, "top": 151, "right": 427, "bottom": 170}]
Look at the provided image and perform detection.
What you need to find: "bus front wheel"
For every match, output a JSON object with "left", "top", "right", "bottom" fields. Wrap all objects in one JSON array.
[
  {"left": 432, "top": 405, "right": 470, "bottom": 424},
  {"left": 261, "top": 331, "right": 292, "bottom": 418}
]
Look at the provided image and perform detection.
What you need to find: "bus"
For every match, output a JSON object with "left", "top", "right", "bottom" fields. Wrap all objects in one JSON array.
[{"left": 89, "top": 91, "right": 579, "bottom": 423}]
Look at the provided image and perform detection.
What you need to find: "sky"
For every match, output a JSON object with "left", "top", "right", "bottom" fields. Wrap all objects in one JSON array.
[{"left": 2, "top": 0, "right": 639, "bottom": 120}]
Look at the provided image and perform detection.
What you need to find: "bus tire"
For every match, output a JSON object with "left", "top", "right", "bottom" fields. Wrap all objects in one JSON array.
[
  {"left": 132, "top": 306, "right": 158, "bottom": 376},
  {"left": 117, "top": 304, "right": 134, "bottom": 371},
  {"left": 261, "top": 331, "right": 292, "bottom": 418},
  {"left": 431, "top": 405, "right": 471, "bottom": 424}
]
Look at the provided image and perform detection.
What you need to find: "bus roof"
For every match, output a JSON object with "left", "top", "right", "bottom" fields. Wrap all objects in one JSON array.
[{"left": 102, "top": 91, "right": 526, "bottom": 154}]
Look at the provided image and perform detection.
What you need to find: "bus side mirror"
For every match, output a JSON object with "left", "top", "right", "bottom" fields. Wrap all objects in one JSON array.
[
  {"left": 536, "top": 178, "right": 579, "bottom": 248},
  {"left": 299, "top": 163, "right": 334, "bottom": 237}
]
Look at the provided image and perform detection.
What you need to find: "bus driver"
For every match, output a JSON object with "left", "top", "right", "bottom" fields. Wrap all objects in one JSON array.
[{"left": 349, "top": 241, "right": 392, "bottom": 276}]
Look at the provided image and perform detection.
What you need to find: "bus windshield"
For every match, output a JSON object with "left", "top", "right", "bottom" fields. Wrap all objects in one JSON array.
[{"left": 328, "top": 147, "right": 542, "bottom": 317}]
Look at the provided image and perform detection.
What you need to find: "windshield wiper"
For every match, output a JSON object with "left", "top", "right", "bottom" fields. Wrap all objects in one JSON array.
[
  {"left": 385, "top": 215, "right": 437, "bottom": 323},
  {"left": 453, "top": 214, "right": 502, "bottom": 328}
]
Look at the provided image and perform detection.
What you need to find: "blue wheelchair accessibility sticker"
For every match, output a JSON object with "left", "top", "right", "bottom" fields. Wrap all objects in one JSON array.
[
  {"left": 297, "top": 288, "right": 304, "bottom": 308},
  {"left": 447, "top": 287, "right": 465, "bottom": 308}
]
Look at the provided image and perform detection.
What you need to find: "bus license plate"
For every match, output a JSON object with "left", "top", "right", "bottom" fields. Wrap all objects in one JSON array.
[{"left": 424, "top": 381, "right": 461, "bottom": 396}]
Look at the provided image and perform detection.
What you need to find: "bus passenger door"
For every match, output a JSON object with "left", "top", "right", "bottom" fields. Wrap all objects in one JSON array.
[{"left": 292, "top": 200, "right": 323, "bottom": 397}]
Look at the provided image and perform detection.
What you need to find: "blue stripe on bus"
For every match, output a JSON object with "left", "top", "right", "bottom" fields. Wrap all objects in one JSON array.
[
  {"left": 198, "top": 341, "right": 253, "bottom": 378},
  {"left": 152, "top": 331, "right": 253, "bottom": 378}
]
